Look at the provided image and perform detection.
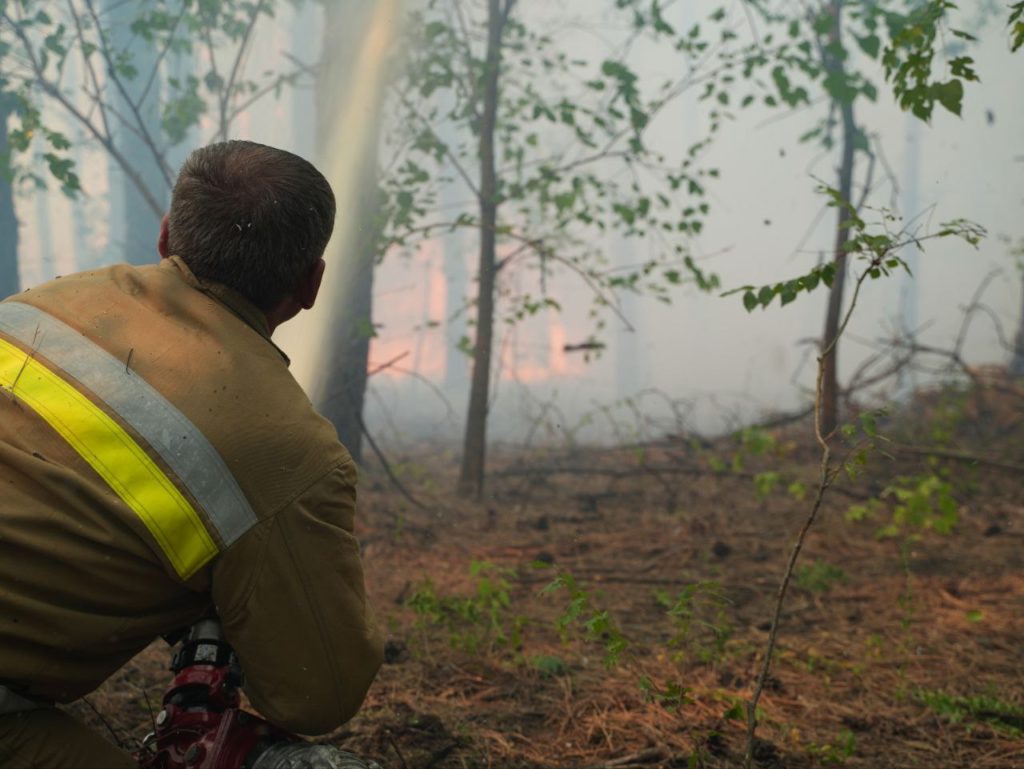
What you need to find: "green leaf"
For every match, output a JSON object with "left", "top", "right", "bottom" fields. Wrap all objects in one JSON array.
[
  {"left": 723, "top": 702, "right": 745, "bottom": 721},
  {"left": 531, "top": 654, "right": 568, "bottom": 678},
  {"left": 931, "top": 79, "right": 964, "bottom": 117},
  {"left": 856, "top": 34, "right": 881, "bottom": 59},
  {"left": 742, "top": 290, "right": 758, "bottom": 312}
]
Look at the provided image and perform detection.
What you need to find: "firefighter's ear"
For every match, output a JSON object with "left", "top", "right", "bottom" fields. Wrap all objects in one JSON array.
[
  {"left": 297, "top": 258, "right": 326, "bottom": 311},
  {"left": 158, "top": 215, "right": 170, "bottom": 259}
]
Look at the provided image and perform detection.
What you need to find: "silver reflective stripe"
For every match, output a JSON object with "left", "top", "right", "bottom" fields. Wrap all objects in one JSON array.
[
  {"left": 0, "top": 685, "right": 45, "bottom": 715},
  {"left": 0, "top": 301, "right": 258, "bottom": 547}
]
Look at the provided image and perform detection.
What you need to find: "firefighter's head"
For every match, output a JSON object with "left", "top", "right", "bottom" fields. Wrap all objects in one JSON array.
[{"left": 160, "top": 140, "right": 336, "bottom": 327}]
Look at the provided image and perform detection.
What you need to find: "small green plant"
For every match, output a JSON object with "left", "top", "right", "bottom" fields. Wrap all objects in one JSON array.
[
  {"left": 846, "top": 473, "right": 959, "bottom": 538},
  {"left": 655, "top": 582, "right": 733, "bottom": 664},
  {"left": 529, "top": 654, "right": 569, "bottom": 678},
  {"left": 915, "top": 689, "right": 1024, "bottom": 736},
  {"left": 541, "top": 571, "right": 628, "bottom": 667},
  {"left": 807, "top": 728, "right": 857, "bottom": 765},
  {"left": 787, "top": 480, "right": 808, "bottom": 501},
  {"left": 407, "top": 561, "right": 526, "bottom": 654},
  {"left": 638, "top": 676, "right": 692, "bottom": 709},
  {"left": 729, "top": 427, "right": 780, "bottom": 473},
  {"left": 753, "top": 471, "right": 781, "bottom": 502},
  {"left": 793, "top": 559, "right": 847, "bottom": 593},
  {"left": 927, "top": 386, "right": 970, "bottom": 447}
]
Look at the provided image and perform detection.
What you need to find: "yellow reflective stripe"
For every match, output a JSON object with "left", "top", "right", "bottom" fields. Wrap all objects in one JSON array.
[{"left": 0, "top": 337, "right": 217, "bottom": 579}]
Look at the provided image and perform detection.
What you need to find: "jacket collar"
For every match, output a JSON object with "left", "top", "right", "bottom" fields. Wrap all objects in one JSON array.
[{"left": 162, "top": 256, "right": 291, "bottom": 365}]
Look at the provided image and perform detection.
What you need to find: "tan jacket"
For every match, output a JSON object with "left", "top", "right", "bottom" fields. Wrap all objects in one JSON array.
[{"left": 0, "top": 257, "right": 383, "bottom": 735}]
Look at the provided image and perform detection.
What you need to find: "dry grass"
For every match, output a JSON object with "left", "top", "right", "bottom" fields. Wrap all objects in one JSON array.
[{"left": 76, "top": 380, "right": 1024, "bottom": 768}]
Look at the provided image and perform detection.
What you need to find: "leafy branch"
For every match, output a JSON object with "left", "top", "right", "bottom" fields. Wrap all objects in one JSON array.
[{"left": 741, "top": 194, "right": 984, "bottom": 768}]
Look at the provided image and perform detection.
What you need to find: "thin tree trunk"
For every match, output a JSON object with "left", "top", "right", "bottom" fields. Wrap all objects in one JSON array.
[
  {"left": 457, "top": 0, "right": 506, "bottom": 499},
  {"left": 312, "top": 0, "right": 383, "bottom": 463},
  {"left": 0, "top": 102, "right": 19, "bottom": 297},
  {"left": 820, "top": 0, "right": 857, "bottom": 437},
  {"left": 34, "top": 179, "right": 54, "bottom": 282},
  {"left": 1011, "top": 270, "right": 1024, "bottom": 377}
]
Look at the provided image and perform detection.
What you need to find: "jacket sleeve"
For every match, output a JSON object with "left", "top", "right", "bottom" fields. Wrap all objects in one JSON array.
[{"left": 211, "top": 459, "right": 384, "bottom": 736}]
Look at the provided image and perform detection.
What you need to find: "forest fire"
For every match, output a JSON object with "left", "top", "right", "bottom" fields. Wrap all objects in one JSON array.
[{"left": 1, "top": 1, "right": 1022, "bottom": 768}]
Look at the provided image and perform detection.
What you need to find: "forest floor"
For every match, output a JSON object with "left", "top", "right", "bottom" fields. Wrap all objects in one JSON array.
[{"left": 76, "top": 376, "right": 1024, "bottom": 768}]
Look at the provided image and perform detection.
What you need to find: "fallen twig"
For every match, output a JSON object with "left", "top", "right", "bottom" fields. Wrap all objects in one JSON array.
[{"left": 583, "top": 747, "right": 666, "bottom": 768}]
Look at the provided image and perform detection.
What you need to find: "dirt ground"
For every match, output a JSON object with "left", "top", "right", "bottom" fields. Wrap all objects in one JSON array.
[{"left": 76, "top": 380, "right": 1024, "bottom": 768}]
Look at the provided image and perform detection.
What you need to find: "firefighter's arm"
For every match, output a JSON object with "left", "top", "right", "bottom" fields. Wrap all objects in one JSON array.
[{"left": 211, "top": 460, "right": 384, "bottom": 736}]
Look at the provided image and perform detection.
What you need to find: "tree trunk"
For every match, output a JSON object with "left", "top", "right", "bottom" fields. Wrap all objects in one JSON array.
[
  {"left": 820, "top": 0, "right": 858, "bottom": 437},
  {"left": 104, "top": 0, "right": 168, "bottom": 264},
  {"left": 0, "top": 102, "right": 19, "bottom": 298},
  {"left": 457, "top": 0, "right": 505, "bottom": 499},
  {"left": 311, "top": 0, "right": 384, "bottom": 463},
  {"left": 1011, "top": 269, "right": 1024, "bottom": 377},
  {"left": 34, "top": 177, "right": 54, "bottom": 282}
]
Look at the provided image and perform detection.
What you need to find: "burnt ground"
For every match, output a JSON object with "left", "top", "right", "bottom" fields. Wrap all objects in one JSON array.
[{"left": 75, "top": 378, "right": 1024, "bottom": 768}]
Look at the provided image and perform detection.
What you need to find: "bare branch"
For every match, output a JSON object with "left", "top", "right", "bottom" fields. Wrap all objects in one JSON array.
[
  {"left": 66, "top": 0, "right": 112, "bottom": 139},
  {"left": 135, "top": 0, "right": 188, "bottom": 111},
  {"left": 501, "top": 229, "right": 636, "bottom": 332},
  {"left": 82, "top": 0, "right": 174, "bottom": 187},
  {"left": 217, "top": 0, "right": 264, "bottom": 140},
  {"left": 227, "top": 63, "right": 315, "bottom": 125}
]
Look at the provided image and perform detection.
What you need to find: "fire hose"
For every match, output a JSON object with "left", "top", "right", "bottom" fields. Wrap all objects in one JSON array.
[{"left": 134, "top": 618, "right": 381, "bottom": 769}]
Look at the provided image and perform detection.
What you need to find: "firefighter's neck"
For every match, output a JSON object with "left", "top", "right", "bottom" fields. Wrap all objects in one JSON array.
[{"left": 157, "top": 217, "right": 325, "bottom": 335}]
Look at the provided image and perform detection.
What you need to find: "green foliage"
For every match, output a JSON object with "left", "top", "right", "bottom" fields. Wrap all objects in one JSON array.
[
  {"left": 702, "top": 427, "right": 815, "bottom": 504},
  {"left": 0, "top": 0, "right": 306, "bottom": 199},
  {"left": 753, "top": 470, "right": 781, "bottom": 502},
  {"left": 846, "top": 473, "right": 959, "bottom": 538},
  {"left": 793, "top": 559, "right": 847, "bottom": 593},
  {"left": 879, "top": 473, "right": 959, "bottom": 537},
  {"left": 735, "top": 0, "right": 987, "bottom": 130},
  {"left": 163, "top": 76, "right": 206, "bottom": 145},
  {"left": 915, "top": 688, "right": 1024, "bottom": 735},
  {"left": 787, "top": 479, "right": 808, "bottom": 501},
  {"left": 739, "top": 426, "right": 777, "bottom": 457},
  {"left": 541, "top": 571, "right": 628, "bottom": 667},
  {"left": 837, "top": 407, "right": 892, "bottom": 484},
  {"left": 880, "top": 1, "right": 978, "bottom": 120},
  {"left": 529, "top": 654, "right": 568, "bottom": 678},
  {"left": 638, "top": 676, "right": 692, "bottom": 710},
  {"left": 379, "top": 1, "right": 734, "bottom": 345},
  {"left": 407, "top": 561, "right": 526, "bottom": 655},
  {"left": 0, "top": 89, "right": 79, "bottom": 195},
  {"left": 925, "top": 386, "right": 970, "bottom": 446},
  {"left": 1011, "top": 2, "right": 1024, "bottom": 51},
  {"left": 727, "top": 185, "right": 985, "bottom": 312},
  {"left": 655, "top": 582, "right": 733, "bottom": 664},
  {"left": 806, "top": 728, "right": 857, "bottom": 765},
  {"left": 719, "top": 426, "right": 780, "bottom": 473}
]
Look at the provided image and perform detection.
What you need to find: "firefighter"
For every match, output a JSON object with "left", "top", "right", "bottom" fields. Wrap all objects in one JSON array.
[{"left": 0, "top": 141, "right": 384, "bottom": 768}]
